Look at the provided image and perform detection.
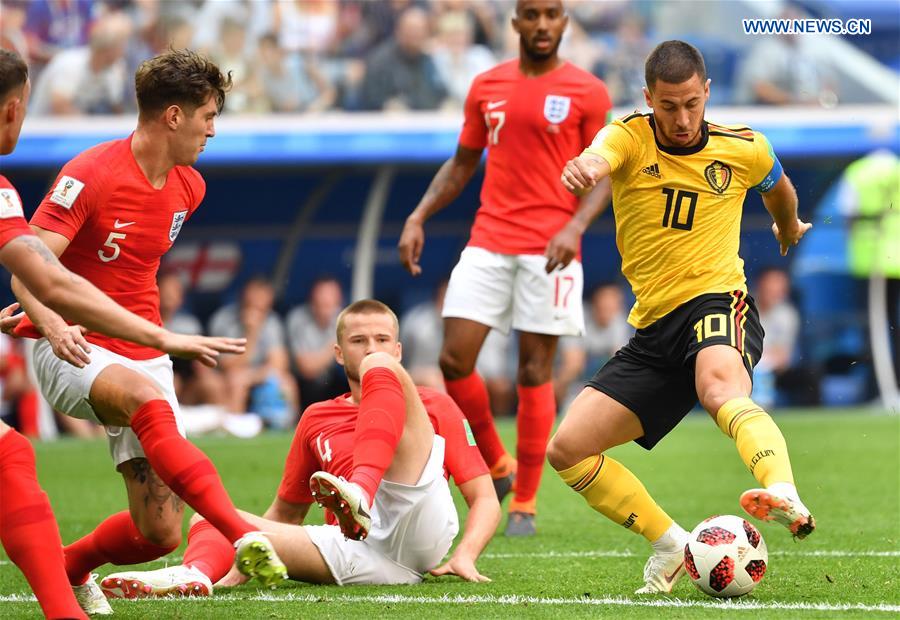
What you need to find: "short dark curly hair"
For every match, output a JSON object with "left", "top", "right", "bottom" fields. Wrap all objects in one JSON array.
[
  {"left": 135, "top": 49, "right": 232, "bottom": 119},
  {"left": 0, "top": 49, "right": 29, "bottom": 102}
]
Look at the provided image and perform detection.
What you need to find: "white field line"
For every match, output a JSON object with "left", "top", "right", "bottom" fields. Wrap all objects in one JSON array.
[
  {"left": 1, "top": 549, "right": 897, "bottom": 568},
  {"left": 1, "top": 592, "right": 898, "bottom": 613},
  {"left": 481, "top": 549, "right": 900, "bottom": 559}
]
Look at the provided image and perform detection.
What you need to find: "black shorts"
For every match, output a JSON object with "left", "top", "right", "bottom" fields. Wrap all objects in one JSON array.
[{"left": 587, "top": 291, "right": 764, "bottom": 450}]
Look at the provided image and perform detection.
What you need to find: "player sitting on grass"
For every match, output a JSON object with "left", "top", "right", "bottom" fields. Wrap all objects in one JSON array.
[
  {"left": 553, "top": 40, "right": 815, "bottom": 594},
  {"left": 100, "top": 300, "right": 501, "bottom": 597}
]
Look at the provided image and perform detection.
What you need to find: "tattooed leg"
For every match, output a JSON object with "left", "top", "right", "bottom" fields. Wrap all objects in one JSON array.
[{"left": 119, "top": 458, "right": 184, "bottom": 548}]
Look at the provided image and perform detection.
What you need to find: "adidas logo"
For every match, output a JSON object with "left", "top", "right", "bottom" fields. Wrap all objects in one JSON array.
[{"left": 641, "top": 163, "right": 661, "bottom": 178}]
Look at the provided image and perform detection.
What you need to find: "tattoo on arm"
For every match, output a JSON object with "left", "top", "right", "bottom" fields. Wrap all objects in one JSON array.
[{"left": 18, "top": 236, "right": 80, "bottom": 283}]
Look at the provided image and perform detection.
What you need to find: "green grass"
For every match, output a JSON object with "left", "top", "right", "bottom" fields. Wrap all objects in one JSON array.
[{"left": 2, "top": 410, "right": 898, "bottom": 618}]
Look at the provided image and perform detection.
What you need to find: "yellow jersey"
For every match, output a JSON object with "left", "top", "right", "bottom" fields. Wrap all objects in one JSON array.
[{"left": 584, "top": 113, "right": 782, "bottom": 328}]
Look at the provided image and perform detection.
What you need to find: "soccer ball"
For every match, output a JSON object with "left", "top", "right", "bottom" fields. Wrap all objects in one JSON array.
[{"left": 684, "top": 515, "right": 768, "bottom": 598}]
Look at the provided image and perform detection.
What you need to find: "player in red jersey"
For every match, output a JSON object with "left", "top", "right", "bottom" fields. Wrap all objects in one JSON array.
[
  {"left": 8, "top": 50, "right": 287, "bottom": 616},
  {"left": 99, "top": 300, "right": 501, "bottom": 596},
  {"left": 398, "top": 0, "right": 612, "bottom": 536},
  {"left": 0, "top": 49, "right": 256, "bottom": 620}
]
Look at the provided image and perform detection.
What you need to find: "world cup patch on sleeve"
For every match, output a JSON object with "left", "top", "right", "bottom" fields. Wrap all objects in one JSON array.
[
  {"left": 0, "top": 189, "right": 24, "bottom": 219},
  {"left": 49, "top": 175, "right": 85, "bottom": 209}
]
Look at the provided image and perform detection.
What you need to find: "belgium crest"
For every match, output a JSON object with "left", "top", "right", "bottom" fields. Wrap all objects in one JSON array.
[{"left": 704, "top": 160, "right": 732, "bottom": 194}]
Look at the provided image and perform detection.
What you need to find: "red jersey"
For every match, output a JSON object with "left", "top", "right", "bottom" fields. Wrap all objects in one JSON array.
[
  {"left": 277, "top": 387, "right": 488, "bottom": 523},
  {"left": 0, "top": 175, "right": 35, "bottom": 249},
  {"left": 459, "top": 60, "right": 611, "bottom": 255},
  {"left": 19, "top": 135, "right": 204, "bottom": 359}
]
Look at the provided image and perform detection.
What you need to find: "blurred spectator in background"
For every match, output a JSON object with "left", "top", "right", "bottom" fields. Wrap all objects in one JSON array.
[
  {"left": 193, "top": 0, "right": 272, "bottom": 58},
  {"left": 400, "top": 280, "right": 448, "bottom": 390},
  {"left": 432, "top": 9, "right": 496, "bottom": 109},
  {"left": 209, "top": 17, "right": 263, "bottom": 113},
  {"left": 753, "top": 267, "right": 821, "bottom": 408},
  {"left": 1, "top": 1, "right": 31, "bottom": 62},
  {"left": 24, "top": 0, "right": 94, "bottom": 69},
  {"left": 839, "top": 150, "right": 900, "bottom": 389},
  {"left": 209, "top": 276, "right": 299, "bottom": 429},
  {"left": 273, "top": 0, "right": 339, "bottom": 56},
  {"left": 29, "top": 10, "right": 131, "bottom": 115},
  {"left": 734, "top": 8, "right": 837, "bottom": 106},
  {"left": 432, "top": 0, "right": 502, "bottom": 54},
  {"left": 257, "top": 32, "right": 336, "bottom": 113},
  {"left": 286, "top": 276, "right": 348, "bottom": 410},
  {"left": 359, "top": 6, "right": 448, "bottom": 111},
  {"left": 554, "top": 283, "right": 631, "bottom": 408},
  {"left": 124, "top": 9, "right": 193, "bottom": 107},
  {"left": 592, "top": 13, "right": 652, "bottom": 107},
  {"left": 160, "top": 271, "right": 263, "bottom": 437}
]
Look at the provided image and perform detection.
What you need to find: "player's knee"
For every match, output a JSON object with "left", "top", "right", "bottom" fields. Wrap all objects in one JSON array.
[
  {"left": 125, "top": 381, "right": 167, "bottom": 414},
  {"left": 697, "top": 375, "right": 744, "bottom": 415},
  {"left": 188, "top": 513, "right": 206, "bottom": 528},
  {"left": 136, "top": 518, "right": 181, "bottom": 551},
  {"left": 438, "top": 349, "right": 475, "bottom": 380},
  {"left": 516, "top": 358, "right": 553, "bottom": 386},
  {"left": 546, "top": 434, "right": 579, "bottom": 472}
]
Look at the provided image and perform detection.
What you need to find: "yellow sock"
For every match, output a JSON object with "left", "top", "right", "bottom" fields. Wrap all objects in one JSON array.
[
  {"left": 716, "top": 397, "right": 794, "bottom": 487},
  {"left": 558, "top": 454, "right": 673, "bottom": 542}
]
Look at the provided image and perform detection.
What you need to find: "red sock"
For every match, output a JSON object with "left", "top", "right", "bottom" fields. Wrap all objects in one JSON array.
[
  {"left": 350, "top": 367, "right": 406, "bottom": 503},
  {"left": 444, "top": 371, "right": 507, "bottom": 468},
  {"left": 63, "top": 511, "right": 177, "bottom": 586},
  {"left": 0, "top": 430, "right": 87, "bottom": 620},
  {"left": 183, "top": 519, "right": 235, "bottom": 583},
  {"left": 130, "top": 400, "right": 253, "bottom": 542},
  {"left": 511, "top": 383, "right": 555, "bottom": 511}
]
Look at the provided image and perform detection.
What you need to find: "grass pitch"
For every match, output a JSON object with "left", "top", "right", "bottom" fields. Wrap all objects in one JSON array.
[{"left": 2, "top": 409, "right": 898, "bottom": 618}]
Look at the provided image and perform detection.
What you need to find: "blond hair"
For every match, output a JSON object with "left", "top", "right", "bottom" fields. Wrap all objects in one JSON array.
[{"left": 335, "top": 299, "right": 399, "bottom": 343}]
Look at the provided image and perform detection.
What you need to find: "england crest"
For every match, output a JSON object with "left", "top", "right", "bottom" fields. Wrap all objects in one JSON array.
[
  {"left": 544, "top": 95, "right": 571, "bottom": 124},
  {"left": 169, "top": 210, "right": 188, "bottom": 242}
]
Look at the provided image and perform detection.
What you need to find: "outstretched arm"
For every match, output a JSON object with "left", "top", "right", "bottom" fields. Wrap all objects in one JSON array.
[
  {"left": 6, "top": 227, "right": 245, "bottom": 366},
  {"left": 761, "top": 174, "right": 811, "bottom": 256},
  {"left": 429, "top": 473, "right": 500, "bottom": 582},
  {"left": 398, "top": 145, "right": 483, "bottom": 276}
]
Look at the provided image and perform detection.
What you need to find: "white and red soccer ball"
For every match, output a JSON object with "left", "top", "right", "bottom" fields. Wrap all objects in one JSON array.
[{"left": 684, "top": 514, "right": 768, "bottom": 598}]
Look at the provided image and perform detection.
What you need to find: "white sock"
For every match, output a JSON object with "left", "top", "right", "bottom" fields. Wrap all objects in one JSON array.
[
  {"left": 767, "top": 481, "right": 799, "bottom": 501},
  {"left": 651, "top": 522, "right": 688, "bottom": 552}
]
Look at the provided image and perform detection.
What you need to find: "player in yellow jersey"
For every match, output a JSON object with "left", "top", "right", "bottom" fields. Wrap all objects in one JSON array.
[{"left": 551, "top": 40, "right": 815, "bottom": 594}]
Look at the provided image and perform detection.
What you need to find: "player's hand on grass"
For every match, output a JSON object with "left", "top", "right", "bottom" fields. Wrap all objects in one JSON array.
[
  {"left": 45, "top": 323, "right": 91, "bottom": 368},
  {"left": 771, "top": 218, "right": 812, "bottom": 256},
  {"left": 561, "top": 156, "right": 599, "bottom": 197},
  {"left": 398, "top": 217, "right": 425, "bottom": 276},
  {"left": 160, "top": 333, "right": 247, "bottom": 368},
  {"left": 429, "top": 554, "right": 491, "bottom": 583},
  {"left": 544, "top": 222, "right": 580, "bottom": 272},
  {"left": 215, "top": 564, "right": 250, "bottom": 588},
  {"left": 0, "top": 303, "right": 23, "bottom": 335}
]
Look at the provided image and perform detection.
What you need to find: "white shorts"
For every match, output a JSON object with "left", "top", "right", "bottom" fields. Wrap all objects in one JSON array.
[
  {"left": 306, "top": 435, "right": 459, "bottom": 585},
  {"left": 442, "top": 246, "right": 585, "bottom": 336},
  {"left": 31, "top": 339, "right": 184, "bottom": 467}
]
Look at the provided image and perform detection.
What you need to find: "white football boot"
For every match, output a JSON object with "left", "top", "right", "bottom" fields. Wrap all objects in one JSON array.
[
  {"left": 740, "top": 483, "right": 816, "bottom": 539},
  {"left": 635, "top": 524, "right": 689, "bottom": 594},
  {"left": 309, "top": 471, "right": 372, "bottom": 540},
  {"left": 72, "top": 574, "right": 114, "bottom": 615},
  {"left": 101, "top": 565, "right": 212, "bottom": 599}
]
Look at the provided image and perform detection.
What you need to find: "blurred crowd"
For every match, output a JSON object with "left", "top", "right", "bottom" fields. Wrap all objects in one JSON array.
[{"left": 0, "top": 0, "right": 850, "bottom": 117}]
